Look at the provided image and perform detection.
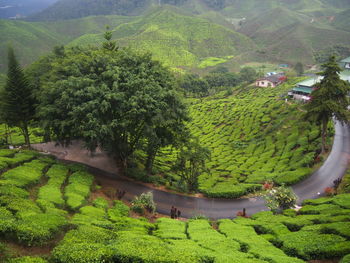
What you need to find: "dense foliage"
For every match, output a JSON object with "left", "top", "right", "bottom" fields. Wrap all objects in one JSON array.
[{"left": 38, "top": 46, "right": 189, "bottom": 169}]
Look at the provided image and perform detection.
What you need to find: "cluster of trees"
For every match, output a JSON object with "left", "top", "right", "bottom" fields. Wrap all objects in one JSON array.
[
  {"left": 179, "top": 66, "right": 259, "bottom": 97},
  {"left": 0, "top": 33, "right": 211, "bottom": 193}
]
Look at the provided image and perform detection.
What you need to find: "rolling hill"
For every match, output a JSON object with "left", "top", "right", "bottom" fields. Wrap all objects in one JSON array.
[
  {"left": 68, "top": 8, "right": 256, "bottom": 68},
  {"left": 0, "top": 1, "right": 349, "bottom": 72},
  {"left": 0, "top": 15, "right": 135, "bottom": 72},
  {"left": 0, "top": 0, "right": 58, "bottom": 19},
  {"left": 333, "top": 8, "right": 350, "bottom": 32},
  {"left": 237, "top": 7, "right": 350, "bottom": 64},
  {"left": 0, "top": 8, "right": 255, "bottom": 72}
]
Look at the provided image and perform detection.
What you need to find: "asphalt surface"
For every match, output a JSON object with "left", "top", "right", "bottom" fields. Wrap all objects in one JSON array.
[{"left": 32, "top": 122, "right": 350, "bottom": 220}]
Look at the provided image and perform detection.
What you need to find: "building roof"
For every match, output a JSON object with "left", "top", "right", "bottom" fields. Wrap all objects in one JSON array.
[
  {"left": 340, "top": 57, "right": 350, "bottom": 63},
  {"left": 292, "top": 86, "right": 313, "bottom": 94},
  {"left": 297, "top": 76, "right": 323, "bottom": 88},
  {"left": 258, "top": 73, "right": 285, "bottom": 84}
]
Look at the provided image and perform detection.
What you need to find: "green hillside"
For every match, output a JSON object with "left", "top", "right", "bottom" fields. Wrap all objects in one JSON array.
[
  {"left": 0, "top": 15, "right": 134, "bottom": 73},
  {"left": 68, "top": 8, "right": 256, "bottom": 69},
  {"left": 151, "top": 80, "right": 324, "bottom": 198},
  {"left": 333, "top": 9, "right": 350, "bottom": 32},
  {"left": 237, "top": 7, "right": 350, "bottom": 64},
  {"left": 0, "top": 149, "right": 349, "bottom": 262}
]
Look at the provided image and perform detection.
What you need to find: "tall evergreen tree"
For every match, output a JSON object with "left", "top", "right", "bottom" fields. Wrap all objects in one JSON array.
[
  {"left": 304, "top": 55, "right": 350, "bottom": 154},
  {"left": 0, "top": 47, "right": 36, "bottom": 146}
]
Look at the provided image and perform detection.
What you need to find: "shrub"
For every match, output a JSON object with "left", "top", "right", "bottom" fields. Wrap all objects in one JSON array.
[
  {"left": 131, "top": 192, "right": 156, "bottom": 214},
  {"left": 264, "top": 185, "right": 297, "bottom": 213}
]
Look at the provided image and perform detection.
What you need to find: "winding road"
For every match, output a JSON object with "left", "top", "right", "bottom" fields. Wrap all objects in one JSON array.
[{"left": 32, "top": 122, "right": 350, "bottom": 220}]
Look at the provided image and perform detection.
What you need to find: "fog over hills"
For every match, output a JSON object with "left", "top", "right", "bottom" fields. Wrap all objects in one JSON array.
[{"left": 0, "top": 0, "right": 58, "bottom": 19}]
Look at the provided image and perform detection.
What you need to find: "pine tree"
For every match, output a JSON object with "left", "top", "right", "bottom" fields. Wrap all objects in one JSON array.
[
  {"left": 304, "top": 55, "right": 350, "bottom": 154},
  {"left": 0, "top": 47, "right": 36, "bottom": 146}
]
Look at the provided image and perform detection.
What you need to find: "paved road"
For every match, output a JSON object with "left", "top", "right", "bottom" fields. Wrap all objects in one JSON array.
[{"left": 32, "top": 122, "right": 350, "bottom": 220}]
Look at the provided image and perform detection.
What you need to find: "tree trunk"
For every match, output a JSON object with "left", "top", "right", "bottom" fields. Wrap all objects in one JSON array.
[
  {"left": 145, "top": 146, "right": 158, "bottom": 174},
  {"left": 321, "top": 118, "right": 328, "bottom": 154}
]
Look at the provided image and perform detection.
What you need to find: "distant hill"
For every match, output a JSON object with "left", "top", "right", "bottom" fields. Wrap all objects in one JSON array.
[
  {"left": 236, "top": 7, "right": 350, "bottom": 64},
  {"left": 28, "top": 0, "right": 152, "bottom": 21},
  {"left": 0, "top": 16, "right": 134, "bottom": 72},
  {"left": 68, "top": 8, "right": 256, "bottom": 68},
  {"left": 0, "top": 0, "right": 58, "bottom": 19},
  {"left": 332, "top": 9, "right": 350, "bottom": 32},
  {"left": 29, "top": 0, "right": 350, "bottom": 22}
]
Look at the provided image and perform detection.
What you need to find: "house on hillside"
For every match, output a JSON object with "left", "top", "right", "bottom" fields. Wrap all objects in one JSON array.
[
  {"left": 289, "top": 76, "right": 322, "bottom": 102},
  {"left": 340, "top": 57, "right": 350, "bottom": 70},
  {"left": 255, "top": 73, "right": 287, "bottom": 88}
]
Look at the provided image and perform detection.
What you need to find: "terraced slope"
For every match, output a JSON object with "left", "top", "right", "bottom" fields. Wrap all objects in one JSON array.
[
  {"left": 1, "top": 149, "right": 349, "bottom": 262},
  {"left": 154, "top": 80, "right": 324, "bottom": 197}
]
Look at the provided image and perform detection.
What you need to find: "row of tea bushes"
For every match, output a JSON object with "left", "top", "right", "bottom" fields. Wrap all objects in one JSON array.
[
  {"left": 0, "top": 152, "right": 95, "bottom": 247},
  {"left": 231, "top": 194, "right": 350, "bottom": 261}
]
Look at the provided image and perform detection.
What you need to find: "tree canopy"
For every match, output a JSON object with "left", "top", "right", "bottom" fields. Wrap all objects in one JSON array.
[{"left": 38, "top": 46, "right": 189, "bottom": 167}]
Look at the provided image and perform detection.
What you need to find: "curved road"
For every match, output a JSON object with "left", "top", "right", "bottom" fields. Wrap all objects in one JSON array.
[{"left": 32, "top": 122, "right": 350, "bottom": 219}]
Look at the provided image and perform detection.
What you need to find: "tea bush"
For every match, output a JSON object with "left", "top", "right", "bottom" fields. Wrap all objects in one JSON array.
[
  {"left": 64, "top": 171, "right": 94, "bottom": 211},
  {"left": 37, "top": 164, "right": 69, "bottom": 207},
  {"left": 155, "top": 218, "right": 187, "bottom": 240}
]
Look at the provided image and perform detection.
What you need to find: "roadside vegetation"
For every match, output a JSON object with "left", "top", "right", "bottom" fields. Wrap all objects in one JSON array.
[{"left": 0, "top": 149, "right": 350, "bottom": 262}]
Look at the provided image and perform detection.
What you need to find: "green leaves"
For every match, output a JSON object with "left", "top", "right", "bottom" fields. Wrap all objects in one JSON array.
[{"left": 39, "top": 47, "right": 189, "bottom": 165}]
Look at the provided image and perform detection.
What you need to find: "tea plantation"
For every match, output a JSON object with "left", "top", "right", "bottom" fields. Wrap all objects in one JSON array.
[
  {"left": 154, "top": 80, "right": 328, "bottom": 197},
  {"left": 1, "top": 149, "right": 349, "bottom": 262}
]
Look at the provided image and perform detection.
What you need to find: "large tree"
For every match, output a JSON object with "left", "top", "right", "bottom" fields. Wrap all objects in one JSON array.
[
  {"left": 0, "top": 47, "right": 36, "bottom": 146},
  {"left": 38, "top": 46, "right": 189, "bottom": 167},
  {"left": 305, "top": 55, "right": 350, "bottom": 154}
]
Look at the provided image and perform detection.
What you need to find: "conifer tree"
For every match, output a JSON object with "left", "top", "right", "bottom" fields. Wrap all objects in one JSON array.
[
  {"left": 0, "top": 47, "right": 36, "bottom": 146},
  {"left": 304, "top": 55, "right": 350, "bottom": 154}
]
